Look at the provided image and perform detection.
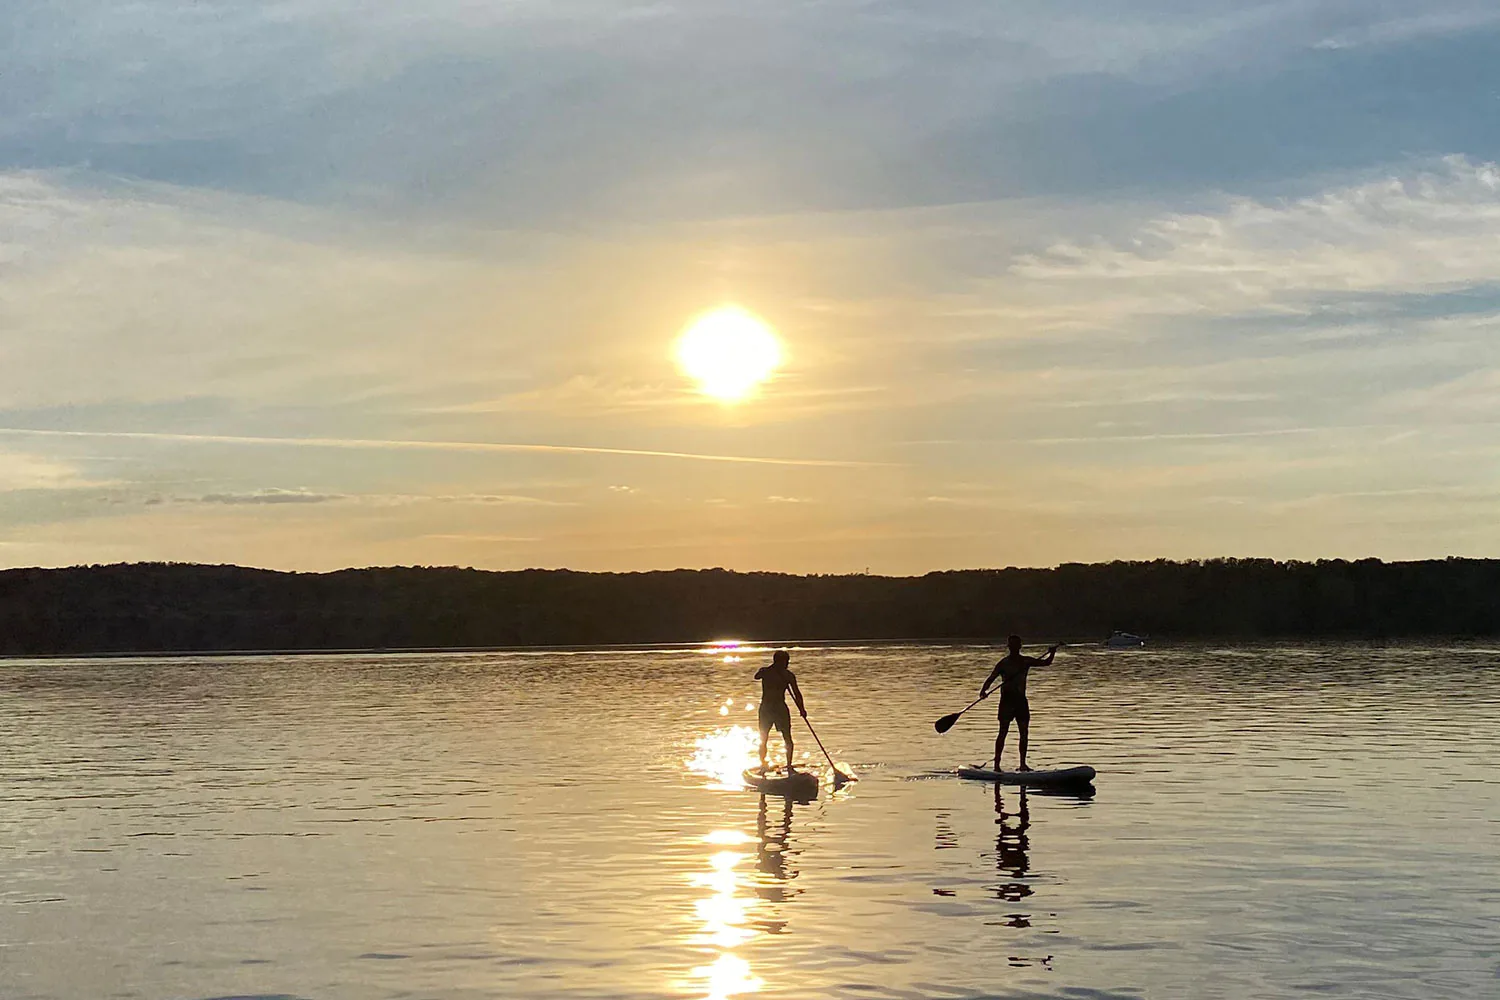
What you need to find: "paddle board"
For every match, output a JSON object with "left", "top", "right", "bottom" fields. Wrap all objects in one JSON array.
[
  {"left": 957, "top": 765, "right": 1096, "bottom": 786},
  {"left": 743, "top": 768, "right": 819, "bottom": 798}
]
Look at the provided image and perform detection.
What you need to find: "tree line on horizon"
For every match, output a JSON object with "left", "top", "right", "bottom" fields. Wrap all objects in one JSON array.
[{"left": 0, "top": 557, "right": 1496, "bottom": 655}]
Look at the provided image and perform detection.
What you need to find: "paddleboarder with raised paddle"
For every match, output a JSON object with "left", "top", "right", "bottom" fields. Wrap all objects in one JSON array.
[{"left": 979, "top": 635, "right": 1056, "bottom": 772}]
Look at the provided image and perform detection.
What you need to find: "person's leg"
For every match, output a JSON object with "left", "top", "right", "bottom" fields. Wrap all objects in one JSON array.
[
  {"left": 780, "top": 716, "right": 796, "bottom": 771},
  {"left": 994, "top": 715, "right": 1010, "bottom": 770},
  {"left": 1017, "top": 708, "right": 1031, "bottom": 771},
  {"left": 758, "top": 721, "right": 770, "bottom": 772}
]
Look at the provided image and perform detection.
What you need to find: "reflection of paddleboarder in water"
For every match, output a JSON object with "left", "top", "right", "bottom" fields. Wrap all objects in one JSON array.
[
  {"left": 754, "top": 794, "right": 803, "bottom": 910},
  {"left": 980, "top": 635, "right": 1057, "bottom": 771},
  {"left": 995, "top": 787, "right": 1049, "bottom": 964},
  {"left": 754, "top": 650, "right": 806, "bottom": 773},
  {"left": 993, "top": 785, "right": 1032, "bottom": 909}
]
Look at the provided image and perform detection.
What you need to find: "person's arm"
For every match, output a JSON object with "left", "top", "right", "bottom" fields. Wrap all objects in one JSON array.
[
  {"left": 1029, "top": 645, "right": 1059, "bottom": 667},
  {"left": 789, "top": 674, "right": 807, "bottom": 716},
  {"left": 980, "top": 661, "right": 1004, "bottom": 697}
]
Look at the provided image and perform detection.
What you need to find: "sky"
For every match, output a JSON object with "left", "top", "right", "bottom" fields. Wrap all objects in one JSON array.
[{"left": 5, "top": 1, "right": 1500, "bottom": 573}]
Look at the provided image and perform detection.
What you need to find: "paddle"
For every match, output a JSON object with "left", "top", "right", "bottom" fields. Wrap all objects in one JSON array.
[
  {"left": 936, "top": 643, "right": 1060, "bottom": 734},
  {"left": 800, "top": 712, "right": 856, "bottom": 787},
  {"left": 934, "top": 690, "right": 992, "bottom": 734}
]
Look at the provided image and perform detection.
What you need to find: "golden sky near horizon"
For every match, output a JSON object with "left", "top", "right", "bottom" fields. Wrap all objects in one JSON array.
[{"left": 5, "top": 3, "right": 1500, "bottom": 572}]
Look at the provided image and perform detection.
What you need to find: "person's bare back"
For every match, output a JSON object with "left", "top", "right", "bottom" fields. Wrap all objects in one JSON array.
[
  {"left": 756, "top": 662, "right": 798, "bottom": 708},
  {"left": 991, "top": 653, "right": 1034, "bottom": 699}
]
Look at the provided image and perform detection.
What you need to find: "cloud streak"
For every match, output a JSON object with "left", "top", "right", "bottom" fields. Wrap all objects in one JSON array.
[
  {"left": 197, "top": 489, "right": 343, "bottom": 505},
  {"left": 0, "top": 427, "right": 883, "bottom": 468},
  {"left": 1007, "top": 157, "right": 1500, "bottom": 323}
]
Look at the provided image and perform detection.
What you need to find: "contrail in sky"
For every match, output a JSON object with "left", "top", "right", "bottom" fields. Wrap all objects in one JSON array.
[{"left": 0, "top": 427, "right": 882, "bottom": 468}]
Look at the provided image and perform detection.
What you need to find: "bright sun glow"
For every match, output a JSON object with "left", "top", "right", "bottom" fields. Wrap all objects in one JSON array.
[
  {"left": 686, "top": 725, "right": 760, "bottom": 788},
  {"left": 675, "top": 307, "right": 782, "bottom": 402},
  {"left": 693, "top": 952, "right": 761, "bottom": 1000}
]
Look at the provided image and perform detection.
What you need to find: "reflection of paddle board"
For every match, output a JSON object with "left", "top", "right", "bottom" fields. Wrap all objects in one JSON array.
[
  {"left": 957, "top": 765, "right": 1095, "bottom": 786},
  {"left": 743, "top": 768, "right": 819, "bottom": 798}
]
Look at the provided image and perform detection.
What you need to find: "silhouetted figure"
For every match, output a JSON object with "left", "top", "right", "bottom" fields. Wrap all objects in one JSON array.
[
  {"left": 980, "top": 635, "right": 1057, "bottom": 771},
  {"left": 754, "top": 649, "right": 806, "bottom": 773}
]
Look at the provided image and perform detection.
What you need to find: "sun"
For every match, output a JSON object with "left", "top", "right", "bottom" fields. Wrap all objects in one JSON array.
[{"left": 674, "top": 306, "right": 782, "bottom": 402}]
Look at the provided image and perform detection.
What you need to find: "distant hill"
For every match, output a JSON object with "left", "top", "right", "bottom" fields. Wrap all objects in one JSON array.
[{"left": 0, "top": 558, "right": 1497, "bottom": 655}]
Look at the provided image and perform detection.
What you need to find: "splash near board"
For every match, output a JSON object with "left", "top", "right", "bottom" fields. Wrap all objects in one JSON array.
[
  {"left": 743, "top": 768, "right": 819, "bottom": 799},
  {"left": 957, "top": 765, "right": 1096, "bottom": 786}
]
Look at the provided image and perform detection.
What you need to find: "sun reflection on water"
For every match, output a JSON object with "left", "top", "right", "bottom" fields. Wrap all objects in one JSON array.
[
  {"left": 694, "top": 850, "right": 754, "bottom": 948},
  {"left": 705, "top": 829, "right": 755, "bottom": 846},
  {"left": 692, "top": 953, "right": 761, "bottom": 1000},
  {"left": 686, "top": 726, "right": 760, "bottom": 789},
  {"left": 702, "top": 639, "right": 763, "bottom": 666},
  {"left": 684, "top": 834, "right": 768, "bottom": 998},
  {"left": 681, "top": 725, "right": 817, "bottom": 997}
]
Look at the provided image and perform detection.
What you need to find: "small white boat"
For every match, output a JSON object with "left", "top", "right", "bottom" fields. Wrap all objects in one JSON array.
[{"left": 1103, "top": 630, "right": 1145, "bottom": 648}]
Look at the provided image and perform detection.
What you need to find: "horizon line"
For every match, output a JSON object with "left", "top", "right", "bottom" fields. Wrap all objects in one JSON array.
[{"left": 0, "top": 554, "right": 1487, "bottom": 577}]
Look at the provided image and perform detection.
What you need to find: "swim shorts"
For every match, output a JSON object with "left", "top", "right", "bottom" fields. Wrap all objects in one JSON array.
[
  {"left": 759, "top": 702, "right": 793, "bottom": 737},
  {"left": 997, "top": 695, "right": 1030, "bottom": 725}
]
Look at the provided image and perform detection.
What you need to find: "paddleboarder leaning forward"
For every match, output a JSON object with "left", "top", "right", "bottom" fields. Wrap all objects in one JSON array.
[
  {"left": 980, "top": 635, "right": 1057, "bottom": 771},
  {"left": 755, "top": 650, "right": 806, "bottom": 773}
]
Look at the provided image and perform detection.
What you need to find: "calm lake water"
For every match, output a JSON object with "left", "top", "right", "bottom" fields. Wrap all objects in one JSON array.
[{"left": 2, "top": 643, "right": 1497, "bottom": 1000}]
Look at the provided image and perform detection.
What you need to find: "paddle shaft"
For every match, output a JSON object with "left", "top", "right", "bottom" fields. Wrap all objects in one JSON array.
[
  {"left": 935, "top": 690, "right": 992, "bottom": 733},
  {"left": 954, "top": 692, "right": 989, "bottom": 719},
  {"left": 800, "top": 713, "right": 852, "bottom": 782}
]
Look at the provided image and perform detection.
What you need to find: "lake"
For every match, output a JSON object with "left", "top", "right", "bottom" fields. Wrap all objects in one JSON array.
[{"left": 2, "top": 643, "right": 1497, "bottom": 999}]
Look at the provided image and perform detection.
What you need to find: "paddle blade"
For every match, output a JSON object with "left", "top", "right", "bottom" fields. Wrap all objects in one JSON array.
[{"left": 934, "top": 712, "right": 961, "bottom": 734}]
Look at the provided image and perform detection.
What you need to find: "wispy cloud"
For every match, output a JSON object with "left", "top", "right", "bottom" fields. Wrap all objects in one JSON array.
[
  {"left": 0, "top": 451, "right": 108, "bottom": 491},
  {"left": 1313, "top": 9, "right": 1500, "bottom": 50},
  {"left": 0, "top": 427, "right": 882, "bottom": 468},
  {"left": 196, "top": 489, "right": 344, "bottom": 505},
  {"left": 11, "top": 2, "right": 1496, "bottom": 217},
  {"left": 1008, "top": 157, "right": 1500, "bottom": 322}
]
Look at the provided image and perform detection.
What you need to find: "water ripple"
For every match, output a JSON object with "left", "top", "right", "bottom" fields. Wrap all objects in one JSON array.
[{"left": 0, "top": 644, "right": 1496, "bottom": 998}]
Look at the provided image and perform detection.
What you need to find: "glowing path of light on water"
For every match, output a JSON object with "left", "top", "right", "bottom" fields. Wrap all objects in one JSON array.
[
  {"left": 680, "top": 709, "right": 854, "bottom": 997},
  {"left": 681, "top": 728, "right": 764, "bottom": 997}
]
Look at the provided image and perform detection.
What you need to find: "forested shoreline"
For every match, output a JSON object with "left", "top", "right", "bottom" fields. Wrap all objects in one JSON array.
[{"left": 0, "top": 558, "right": 1497, "bottom": 655}]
